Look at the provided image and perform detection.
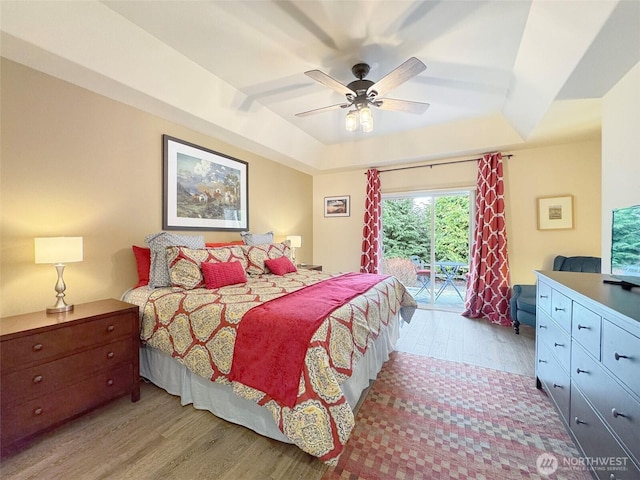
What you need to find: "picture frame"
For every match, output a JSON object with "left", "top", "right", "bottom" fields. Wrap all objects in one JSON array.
[
  {"left": 537, "top": 195, "right": 574, "bottom": 230},
  {"left": 163, "top": 135, "right": 248, "bottom": 231},
  {"left": 324, "top": 195, "right": 350, "bottom": 217}
]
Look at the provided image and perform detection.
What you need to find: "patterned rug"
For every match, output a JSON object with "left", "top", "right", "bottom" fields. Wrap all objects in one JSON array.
[{"left": 322, "top": 352, "right": 592, "bottom": 480}]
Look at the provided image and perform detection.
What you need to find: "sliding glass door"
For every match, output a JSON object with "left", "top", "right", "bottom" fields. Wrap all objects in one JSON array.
[{"left": 381, "top": 190, "right": 474, "bottom": 310}]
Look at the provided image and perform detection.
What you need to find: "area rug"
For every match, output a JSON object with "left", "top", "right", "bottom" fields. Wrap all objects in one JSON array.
[{"left": 322, "top": 352, "right": 592, "bottom": 480}]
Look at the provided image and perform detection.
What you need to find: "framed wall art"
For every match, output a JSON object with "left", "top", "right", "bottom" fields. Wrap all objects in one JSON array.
[
  {"left": 324, "top": 195, "right": 350, "bottom": 217},
  {"left": 537, "top": 195, "right": 573, "bottom": 230},
  {"left": 163, "top": 135, "right": 248, "bottom": 231}
]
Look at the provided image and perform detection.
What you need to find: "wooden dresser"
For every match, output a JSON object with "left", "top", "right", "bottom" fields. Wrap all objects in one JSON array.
[
  {"left": 0, "top": 299, "right": 140, "bottom": 454},
  {"left": 535, "top": 271, "right": 640, "bottom": 479}
]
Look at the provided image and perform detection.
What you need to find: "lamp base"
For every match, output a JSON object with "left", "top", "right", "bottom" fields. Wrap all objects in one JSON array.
[{"left": 47, "top": 304, "right": 74, "bottom": 314}]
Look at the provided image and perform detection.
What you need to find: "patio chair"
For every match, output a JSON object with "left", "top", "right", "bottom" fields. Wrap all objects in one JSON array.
[{"left": 410, "top": 255, "right": 431, "bottom": 296}]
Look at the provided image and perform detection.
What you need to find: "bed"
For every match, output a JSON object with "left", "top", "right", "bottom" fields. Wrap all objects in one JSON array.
[{"left": 123, "top": 237, "right": 416, "bottom": 465}]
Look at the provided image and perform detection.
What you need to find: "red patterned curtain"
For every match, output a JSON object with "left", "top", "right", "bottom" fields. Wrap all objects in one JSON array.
[
  {"left": 462, "top": 153, "right": 512, "bottom": 326},
  {"left": 360, "top": 168, "right": 382, "bottom": 273}
]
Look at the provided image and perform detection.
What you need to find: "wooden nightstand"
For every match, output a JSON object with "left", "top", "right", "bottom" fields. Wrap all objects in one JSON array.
[
  {"left": 0, "top": 299, "right": 140, "bottom": 455},
  {"left": 297, "top": 264, "right": 322, "bottom": 271}
]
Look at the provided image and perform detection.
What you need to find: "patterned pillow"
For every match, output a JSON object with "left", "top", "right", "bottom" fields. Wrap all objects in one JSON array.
[
  {"left": 145, "top": 232, "right": 205, "bottom": 288},
  {"left": 240, "top": 231, "right": 274, "bottom": 246},
  {"left": 201, "top": 261, "right": 247, "bottom": 289},
  {"left": 242, "top": 242, "right": 291, "bottom": 276},
  {"left": 167, "top": 245, "right": 248, "bottom": 289}
]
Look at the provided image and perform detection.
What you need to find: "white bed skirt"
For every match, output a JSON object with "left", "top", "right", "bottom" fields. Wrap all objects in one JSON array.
[{"left": 139, "top": 315, "right": 401, "bottom": 443}]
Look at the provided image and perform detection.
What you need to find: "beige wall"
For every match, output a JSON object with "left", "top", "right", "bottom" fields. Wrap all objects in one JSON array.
[
  {"left": 601, "top": 61, "right": 640, "bottom": 272},
  {"left": 314, "top": 141, "right": 602, "bottom": 285},
  {"left": 0, "top": 59, "right": 313, "bottom": 317}
]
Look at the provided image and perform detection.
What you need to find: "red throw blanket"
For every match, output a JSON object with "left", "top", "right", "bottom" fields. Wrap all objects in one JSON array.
[{"left": 229, "top": 272, "right": 388, "bottom": 407}]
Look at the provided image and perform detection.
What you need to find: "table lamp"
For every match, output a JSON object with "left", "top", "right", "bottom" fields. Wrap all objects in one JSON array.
[
  {"left": 35, "top": 237, "right": 83, "bottom": 313},
  {"left": 286, "top": 235, "right": 302, "bottom": 264}
]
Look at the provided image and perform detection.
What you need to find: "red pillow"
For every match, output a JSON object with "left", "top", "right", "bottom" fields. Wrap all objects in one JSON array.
[
  {"left": 201, "top": 261, "right": 247, "bottom": 289},
  {"left": 205, "top": 241, "right": 244, "bottom": 248},
  {"left": 264, "top": 256, "right": 297, "bottom": 275},
  {"left": 132, "top": 245, "right": 151, "bottom": 287}
]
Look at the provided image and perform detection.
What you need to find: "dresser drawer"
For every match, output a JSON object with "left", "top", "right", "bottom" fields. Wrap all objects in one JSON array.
[
  {"left": 1, "top": 363, "right": 133, "bottom": 446},
  {"left": 572, "top": 342, "right": 640, "bottom": 466},
  {"left": 551, "top": 289, "right": 572, "bottom": 333},
  {"left": 602, "top": 320, "right": 640, "bottom": 397},
  {"left": 572, "top": 302, "right": 601, "bottom": 360},
  {"left": 536, "top": 341, "right": 570, "bottom": 423},
  {"left": 570, "top": 384, "right": 640, "bottom": 480},
  {"left": 537, "top": 314, "right": 571, "bottom": 374},
  {"left": 0, "top": 313, "right": 133, "bottom": 371},
  {"left": 1, "top": 338, "right": 132, "bottom": 406},
  {"left": 537, "top": 280, "right": 552, "bottom": 315}
]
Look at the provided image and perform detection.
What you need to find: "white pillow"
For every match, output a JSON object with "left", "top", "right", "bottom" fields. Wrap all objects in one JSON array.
[
  {"left": 145, "top": 232, "right": 205, "bottom": 288},
  {"left": 240, "top": 231, "right": 274, "bottom": 246}
]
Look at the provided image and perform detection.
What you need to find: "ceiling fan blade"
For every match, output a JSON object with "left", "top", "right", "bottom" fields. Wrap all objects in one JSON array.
[
  {"left": 373, "top": 98, "right": 430, "bottom": 114},
  {"left": 367, "top": 57, "right": 427, "bottom": 98},
  {"left": 295, "top": 103, "right": 350, "bottom": 117},
  {"left": 304, "top": 70, "right": 355, "bottom": 96}
]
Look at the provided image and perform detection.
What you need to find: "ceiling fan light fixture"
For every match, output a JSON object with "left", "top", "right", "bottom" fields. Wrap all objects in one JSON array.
[
  {"left": 362, "top": 116, "right": 374, "bottom": 133},
  {"left": 359, "top": 105, "right": 373, "bottom": 125},
  {"left": 345, "top": 110, "right": 357, "bottom": 131}
]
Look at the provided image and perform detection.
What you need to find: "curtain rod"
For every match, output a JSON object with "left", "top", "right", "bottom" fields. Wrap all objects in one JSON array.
[{"left": 372, "top": 154, "right": 513, "bottom": 174}]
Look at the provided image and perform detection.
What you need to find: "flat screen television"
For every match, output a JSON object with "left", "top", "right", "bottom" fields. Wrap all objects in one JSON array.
[{"left": 611, "top": 204, "right": 640, "bottom": 289}]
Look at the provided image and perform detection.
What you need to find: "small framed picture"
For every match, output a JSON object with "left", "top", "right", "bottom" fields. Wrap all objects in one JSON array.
[
  {"left": 537, "top": 195, "right": 574, "bottom": 230},
  {"left": 163, "top": 135, "right": 248, "bottom": 231},
  {"left": 324, "top": 195, "right": 350, "bottom": 217}
]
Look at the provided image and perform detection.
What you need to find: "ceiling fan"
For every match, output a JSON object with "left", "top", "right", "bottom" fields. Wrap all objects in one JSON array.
[{"left": 296, "top": 57, "right": 430, "bottom": 131}]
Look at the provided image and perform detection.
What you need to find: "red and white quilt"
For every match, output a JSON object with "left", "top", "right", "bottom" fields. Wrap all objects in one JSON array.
[{"left": 137, "top": 269, "right": 416, "bottom": 464}]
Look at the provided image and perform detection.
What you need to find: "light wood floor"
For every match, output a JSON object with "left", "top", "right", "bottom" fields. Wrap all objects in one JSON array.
[{"left": 0, "top": 311, "right": 535, "bottom": 480}]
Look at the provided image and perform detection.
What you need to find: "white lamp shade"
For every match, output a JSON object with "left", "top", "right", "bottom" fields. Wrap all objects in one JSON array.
[
  {"left": 286, "top": 235, "right": 302, "bottom": 248},
  {"left": 35, "top": 237, "right": 83, "bottom": 264}
]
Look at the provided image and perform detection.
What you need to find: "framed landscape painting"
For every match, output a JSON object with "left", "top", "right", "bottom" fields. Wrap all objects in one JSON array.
[
  {"left": 324, "top": 195, "right": 350, "bottom": 217},
  {"left": 537, "top": 195, "right": 573, "bottom": 230},
  {"left": 163, "top": 135, "right": 248, "bottom": 231}
]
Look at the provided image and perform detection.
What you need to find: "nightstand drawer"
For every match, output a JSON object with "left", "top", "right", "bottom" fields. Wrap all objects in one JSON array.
[
  {"left": 1, "top": 363, "right": 133, "bottom": 446},
  {"left": 1, "top": 313, "right": 133, "bottom": 370},
  {"left": 2, "top": 338, "right": 132, "bottom": 406}
]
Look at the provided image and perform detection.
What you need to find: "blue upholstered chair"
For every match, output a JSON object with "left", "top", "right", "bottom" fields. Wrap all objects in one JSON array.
[{"left": 510, "top": 255, "right": 601, "bottom": 334}]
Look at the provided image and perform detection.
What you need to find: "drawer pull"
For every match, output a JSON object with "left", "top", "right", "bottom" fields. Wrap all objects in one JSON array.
[
  {"left": 106, "top": 325, "right": 115, "bottom": 332},
  {"left": 611, "top": 408, "right": 627, "bottom": 419},
  {"left": 107, "top": 379, "right": 114, "bottom": 386},
  {"left": 32, "top": 343, "right": 43, "bottom": 352},
  {"left": 614, "top": 352, "right": 629, "bottom": 361},
  {"left": 33, "top": 375, "right": 43, "bottom": 384},
  {"left": 107, "top": 351, "right": 115, "bottom": 359},
  {"left": 553, "top": 383, "right": 563, "bottom": 389},
  {"left": 554, "top": 307, "right": 566, "bottom": 312},
  {"left": 538, "top": 359, "right": 547, "bottom": 364},
  {"left": 33, "top": 407, "right": 43, "bottom": 416},
  {"left": 577, "top": 324, "right": 589, "bottom": 330},
  {"left": 554, "top": 342, "right": 564, "bottom": 348},
  {"left": 574, "top": 417, "right": 587, "bottom": 425},
  {"left": 576, "top": 368, "right": 588, "bottom": 374},
  {"left": 539, "top": 324, "right": 547, "bottom": 329},
  {"left": 539, "top": 295, "right": 549, "bottom": 299}
]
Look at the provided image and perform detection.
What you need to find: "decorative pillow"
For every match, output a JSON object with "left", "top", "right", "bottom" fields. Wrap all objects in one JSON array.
[
  {"left": 132, "top": 245, "right": 151, "bottom": 288},
  {"left": 205, "top": 241, "right": 244, "bottom": 248},
  {"left": 166, "top": 245, "right": 248, "bottom": 289},
  {"left": 265, "top": 256, "right": 297, "bottom": 275},
  {"left": 201, "top": 261, "right": 247, "bottom": 289},
  {"left": 241, "top": 242, "right": 291, "bottom": 275},
  {"left": 145, "top": 232, "right": 205, "bottom": 288},
  {"left": 240, "top": 231, "right": 274, "bottom": 246}
]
